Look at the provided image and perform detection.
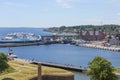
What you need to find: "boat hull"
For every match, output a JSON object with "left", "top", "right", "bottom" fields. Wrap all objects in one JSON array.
[{"left": 0, "top": 40, "right": 41, "bottom": 43}]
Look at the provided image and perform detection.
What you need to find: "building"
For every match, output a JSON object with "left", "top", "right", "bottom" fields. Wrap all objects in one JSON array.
[{"left": 78, "top": 30, "right": 106, "bottom": 41}]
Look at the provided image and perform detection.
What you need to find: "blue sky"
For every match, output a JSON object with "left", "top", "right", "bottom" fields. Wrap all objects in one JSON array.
[{"left": 0, "top": 0, "right": 120, "bottom": 28}]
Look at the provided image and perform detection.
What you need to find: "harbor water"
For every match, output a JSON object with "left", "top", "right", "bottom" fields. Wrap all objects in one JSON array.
[{"left": 0, "top": 28, "right": 120, "bottom": 80}]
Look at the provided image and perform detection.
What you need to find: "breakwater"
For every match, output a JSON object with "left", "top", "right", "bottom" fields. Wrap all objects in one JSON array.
[
  {"left": 0, "top": 42, "right": 43, "bottom": 47},
  {"left": 0, "top": 41, "right": 60, "bottom": 47}
]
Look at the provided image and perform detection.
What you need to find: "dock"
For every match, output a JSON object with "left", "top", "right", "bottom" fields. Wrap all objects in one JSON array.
[{"left": 14, "top": 58, "right": 87, "bottom": 72}]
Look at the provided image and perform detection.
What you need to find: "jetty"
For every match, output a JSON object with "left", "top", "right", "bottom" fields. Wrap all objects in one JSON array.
[{"left": 14, "top": 58, "right": 87, "bottom": 72}]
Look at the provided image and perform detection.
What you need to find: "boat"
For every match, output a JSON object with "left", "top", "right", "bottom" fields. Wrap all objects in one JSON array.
[
  {"left": 7, "top": 48, "right": 17, "bottom": 59},
  {"left": 0, "top": 32, "right": 41, "bottom": 43}
]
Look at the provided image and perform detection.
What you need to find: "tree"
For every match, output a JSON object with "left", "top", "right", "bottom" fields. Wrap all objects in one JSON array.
[
  {"left": 87, "top": 56, "right": 118, "bottom": 80},
  {"left": 0, "top": 52, "right": 9, "bottom": 73}
]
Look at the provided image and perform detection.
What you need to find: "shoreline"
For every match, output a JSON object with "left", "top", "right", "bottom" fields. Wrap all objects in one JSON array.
[{"left": 76, "top": 41, "right": 120, "bottom": 52}]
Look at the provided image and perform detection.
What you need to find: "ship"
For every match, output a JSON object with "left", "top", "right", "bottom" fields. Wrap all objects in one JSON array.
[{"left": 0, "top": 32, "right": 41, "bottom": 43}]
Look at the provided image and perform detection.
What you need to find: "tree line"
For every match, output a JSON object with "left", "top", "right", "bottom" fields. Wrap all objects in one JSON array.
[{"left": 45, "top": 24, "right": 120, "bottom": 34}]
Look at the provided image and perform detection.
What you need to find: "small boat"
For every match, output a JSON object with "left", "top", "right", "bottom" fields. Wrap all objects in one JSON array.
[{"left": 7, "top": 48, "right": 17, "bottom": 59}]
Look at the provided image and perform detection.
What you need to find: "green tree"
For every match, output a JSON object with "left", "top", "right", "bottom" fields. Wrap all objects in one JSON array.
[
  {"left": 87, "top": 56, "right": 118, "bottom": 80},
  {"left": 0, "top": 52, "right": 9, "bottom": 73}
]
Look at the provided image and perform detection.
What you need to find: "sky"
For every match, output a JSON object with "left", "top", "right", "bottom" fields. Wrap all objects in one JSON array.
[{"left": 0, "top": 0, "right": 120, "bottom": 28}]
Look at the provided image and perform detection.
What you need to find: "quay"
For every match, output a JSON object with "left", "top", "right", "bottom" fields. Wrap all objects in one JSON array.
[
  {"left": 14, "top": 58, "right": 87, "bottom": 72},
  {"left": 0, "top": 41, "right": 61, "bottom": 47},
  {"left": 0, "top": 42, "right": 45, "bottom": 47}
]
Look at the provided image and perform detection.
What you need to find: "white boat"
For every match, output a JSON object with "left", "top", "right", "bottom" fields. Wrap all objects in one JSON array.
[
  {"left": 7, "top": 48, "right": 17, "bottom": 59},
  {"left": 0, "top": 32, "right": 41, "bottom": 43}
]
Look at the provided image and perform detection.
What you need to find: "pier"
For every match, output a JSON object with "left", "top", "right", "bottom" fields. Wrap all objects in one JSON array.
[{"left": 14, "top": 58, "right": 87, "bottom": 72}]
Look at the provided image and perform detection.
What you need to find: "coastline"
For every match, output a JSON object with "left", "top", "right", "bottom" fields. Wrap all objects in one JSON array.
[{"left": 76, "top": 41, "right": 120, "bottom": 52}]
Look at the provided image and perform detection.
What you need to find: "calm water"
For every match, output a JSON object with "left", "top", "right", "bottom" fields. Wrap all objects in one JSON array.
[{"left": 0, "top": 28, "right": 120, "bottom": 80}]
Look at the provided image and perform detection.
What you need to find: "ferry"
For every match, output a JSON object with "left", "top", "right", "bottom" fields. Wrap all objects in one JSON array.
[{"left": 0, "top": 32, "right": 41, "bottom": 43}]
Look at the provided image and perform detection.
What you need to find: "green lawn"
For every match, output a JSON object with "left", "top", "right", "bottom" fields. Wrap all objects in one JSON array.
[
  {"left": 115, "top": 68, "right": 120, "bottom": 73},
  {"left": 114, "top": 68, "right": 120, "bottom": 80},
  {"left": 0, "top": 61, "right": 73, "bottom": 80}
]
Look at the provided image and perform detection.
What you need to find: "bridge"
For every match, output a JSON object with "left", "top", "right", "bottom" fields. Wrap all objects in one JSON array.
[
  {"left": 30, "top": 60, "right": 87, "bottom": 72},
  {"left": 14, "top": 58, "right": 87, "bottom": 72}
]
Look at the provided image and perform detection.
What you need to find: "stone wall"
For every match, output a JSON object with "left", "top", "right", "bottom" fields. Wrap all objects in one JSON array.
[{"left": 42, "top": 75, "right": 74, "bottom": 80}]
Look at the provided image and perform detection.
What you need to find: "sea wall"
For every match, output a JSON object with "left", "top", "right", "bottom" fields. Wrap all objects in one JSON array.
[
  {"left": 42, "top": 75, "right": 74, "bottom": 80},
  {"left": 0, "top": 41, "right": 61, "bottom": 47}
]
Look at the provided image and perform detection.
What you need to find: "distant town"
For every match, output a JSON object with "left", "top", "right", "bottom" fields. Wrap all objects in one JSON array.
[{"left": 44, "top": 24, "right": 120, "bottom": 51}]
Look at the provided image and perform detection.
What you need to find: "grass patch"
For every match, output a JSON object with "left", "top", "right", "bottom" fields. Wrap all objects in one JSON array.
[
  {"left": 114, "top": 68, "right": 120, "bottom": 73},
  {"left": 0, "top": 61, "right": 73, "bottom": 80},
  {"left": 0, "top": 66, "right": 15, "bottom": 75}
]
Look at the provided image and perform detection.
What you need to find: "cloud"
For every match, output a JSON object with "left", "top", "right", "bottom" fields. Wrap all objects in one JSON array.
[
  {"left": 56, "top": 0, "right": 75, "bottom": 8},
  {"left": 0, "top": 2, "right": 29, "bottom": 7}
]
